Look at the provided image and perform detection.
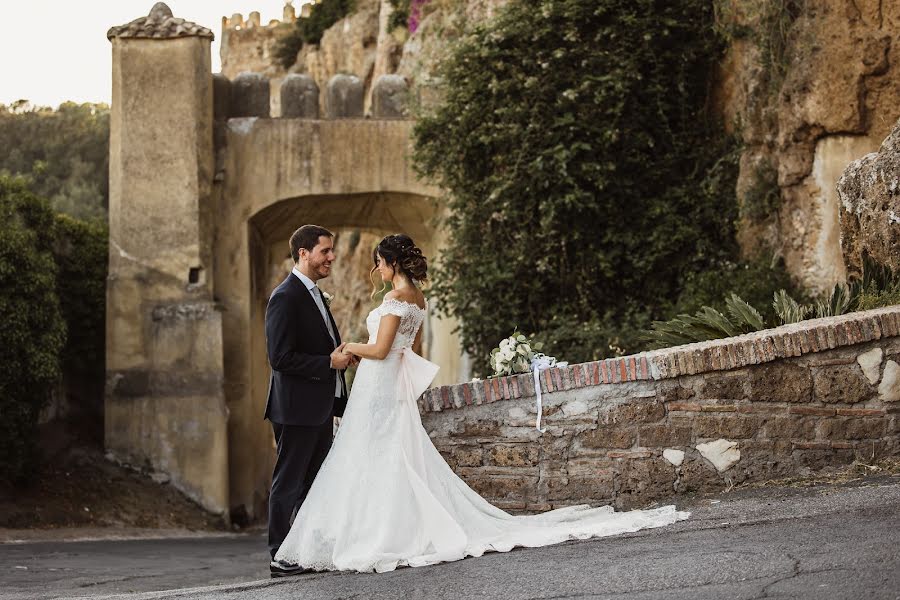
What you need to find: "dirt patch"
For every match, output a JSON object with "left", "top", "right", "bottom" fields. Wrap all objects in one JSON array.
[{"left": 0, "top": 421, "right": 226, "bottom": 533}]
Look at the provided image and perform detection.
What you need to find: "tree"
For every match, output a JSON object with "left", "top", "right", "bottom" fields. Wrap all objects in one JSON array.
[
  {"left": 414, "top": 0, "right": 749, "bottom": 373},
  {"left": 0, "top": 175, "right": 66, "bottom": 484},
  {"left": 0, "top": 102, "right": 109, "bottom": 220}
]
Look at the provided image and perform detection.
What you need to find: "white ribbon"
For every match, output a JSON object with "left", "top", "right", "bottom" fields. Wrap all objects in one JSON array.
[{"left": 530, "top": 355, "right": 567, "bottom": 433}]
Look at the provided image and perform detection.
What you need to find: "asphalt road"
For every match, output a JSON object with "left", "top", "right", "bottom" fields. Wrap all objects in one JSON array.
[{"left": 2, "top": 477, "right": 899, "bottom": 600}]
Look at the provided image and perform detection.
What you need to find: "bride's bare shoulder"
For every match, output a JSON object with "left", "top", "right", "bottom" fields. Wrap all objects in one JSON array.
[{"left": 384, "top": 288, "right": 426, "bottom": 310}]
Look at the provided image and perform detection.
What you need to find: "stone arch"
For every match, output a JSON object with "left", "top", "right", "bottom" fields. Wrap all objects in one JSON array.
[{"left": 213, "top": 119, "right": 462, "bottom": 521}]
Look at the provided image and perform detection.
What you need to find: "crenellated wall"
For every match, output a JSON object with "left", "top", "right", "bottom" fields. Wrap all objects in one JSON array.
[{"left": 420, "top": 307, "right": 900, "bottom": 511}]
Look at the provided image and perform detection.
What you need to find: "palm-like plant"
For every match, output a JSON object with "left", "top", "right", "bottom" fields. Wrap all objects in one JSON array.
[{"left": 644, "top": 256, "right": 899, "bottom": 349}]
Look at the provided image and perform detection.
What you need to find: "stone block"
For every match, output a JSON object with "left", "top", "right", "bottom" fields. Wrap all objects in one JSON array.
[
  {"left": 230, "top": 72, "right": 270, "bottom": 118},
  {"left": 280, "top": 74, "right": 320, "bottom": 118},
  {"left": 678, "top": 455, "right": 724, "bottom": 493},
  {"left": 462, "top": 473, "right": 539, "bottom": 500},
  {"left": 486, "top": 444, "right": 539, "bottom": 467},
  {"left": 856, "top": 348, "right": 884, "bottom": 385},
  {"left": 616, "top": 458, "right": 676, "bottom": 509},
  {"left": 638, "top": 424, "right": 692, "bottom": 447},
  {"left": 662, "top": 448, "right": 685, "bottom": 466},
  {"left": 765, "top": 416, "right": 816, "bottom": 440},
  {"left": 878, "top": 360, "right": 900, "bottom": 401},
  {"left": 451, "top": 445, "right": 483, "bottom": 467},
  {"left": 657, "top": 381, "right": 696, "bottom": 402},
  {"left": 748, "top": 362, "right": 813, "bottom": 403},
  {"left": 578, "top": 426, "right": 635, "bottom": 449},
  {"left": 812, "top": 363, "right": 874, "bottom": 404},
  {"left": 449, "top": 419, "right": 503, "bottom": 438},
  {"left": 603, "top": 399, "right": 666, "bottom": 424},
  {"left": 694, "top": 415, "right": 759, "bottom": 439},
  {"left": 326, "top": 74, "right": 364, "bottom": 118},
  {"left": 698, "top": 371, "right": 748, "bottom": 400},
  {"left": 696, "top": 439, "right": 741, "bottom": 472},
  {"left": 372, "top": 74, "right": 409, "bottom": 118}
]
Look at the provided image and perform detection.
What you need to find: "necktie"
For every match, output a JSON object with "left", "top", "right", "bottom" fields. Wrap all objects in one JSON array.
[
  {"left": 311, "top": 286, "right": 342, "bottom": 398},
  {"left": 311, "top": 286, "right": 337, "bottom": 345}
]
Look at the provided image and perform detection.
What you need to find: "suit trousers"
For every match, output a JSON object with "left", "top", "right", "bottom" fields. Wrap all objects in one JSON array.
[{"left": 268, "top": 418, "right": 334, "bottom": 559}]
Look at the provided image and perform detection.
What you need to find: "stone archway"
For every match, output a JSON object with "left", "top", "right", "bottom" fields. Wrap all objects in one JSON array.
[
  {"left": 211, "top": 109, "right": 463, "bottom": 522},
  {"left": 106, "top": 4, "right": 465, "bottom": 522}
]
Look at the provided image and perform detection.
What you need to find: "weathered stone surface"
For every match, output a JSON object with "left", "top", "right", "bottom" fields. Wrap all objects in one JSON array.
[
  {"left": 878, "top": 361, "right": 900, "bottom": 402},
  {"left": 694, "top": 415, "right": 759, "bottom": 439},
  {"left": 663, "top": 449, "right": 685, "bottom": 467},
  {"left": 821, "top": 417, "right": 886, "bottom": 440},
  {"left": 857, "top": 348, "right": 884, "bottom": 384},
  {"left": 486, "top": 444, "right": 539, "bottom": 467},
  {"left": 715, "top": 0, "right": 900, "bottom": 291},
  {"left": 638, "top": 424, "right": 691, "bottom": 447},
  {"left": 697, "top": 372, "right": 747, "bottom": 400},
  {"left": 696, "top": 439, "right": 741, "bottom": 472},
  {"left": 812, "top": 364, "right": 874, "bottom": 404},
  {"left": 230, "top": 72, "right": 270, "bottom": 117},
  {"left": 212, "top": 73, "right": 231, "bottom": 121},
  {"left": 617, "top": 459, "right": 676, "bottom": 509},
  {"left": 748, "top": 363, "right": 812, "bottom": 403},
  {"left": 451, "top": 445, "right": 483, "bottom": 467},
  {"left": 578, "top": 426, "right": 635, "bottom": 450},
  {"left": 765, "top": 416, "right": 816, "bottom": 440},
  {"left": 603, "top": 399, "right": 666, "bottom": 424},
  {"left": 837, "top": 117, "right": 900, "bottom": 278},
  {"left": 372, "top": 74, "right": 409, "bottom": 118},
  {"left": 326, "top": 74, "right": 365, "bottom": 118},
  {"left": 280, "top": 74, "right": 320, "bottom": 118}
]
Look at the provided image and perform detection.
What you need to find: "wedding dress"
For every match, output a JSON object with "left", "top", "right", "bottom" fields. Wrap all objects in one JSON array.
[{"left": 275, "top": 298, "right": 689, "bottom": 573}]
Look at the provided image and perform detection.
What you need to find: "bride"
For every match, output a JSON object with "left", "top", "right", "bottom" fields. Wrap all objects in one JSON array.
[{"left": 275, "top": 234, "right": 688, "bottom": 573}]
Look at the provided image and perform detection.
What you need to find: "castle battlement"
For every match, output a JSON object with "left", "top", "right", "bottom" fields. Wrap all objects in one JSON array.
[{"left": 222, "top": 1, "right": 311, "bottom": 32}]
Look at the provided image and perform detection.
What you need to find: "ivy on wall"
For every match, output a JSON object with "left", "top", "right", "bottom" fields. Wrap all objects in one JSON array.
[{"left": 414, "top": 0, "right": 795, "bottom": 374}]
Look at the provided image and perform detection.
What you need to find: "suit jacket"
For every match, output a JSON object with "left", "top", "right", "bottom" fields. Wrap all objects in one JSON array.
[{"left": 264, "top": 273, "right": 348, "bottom": 426}]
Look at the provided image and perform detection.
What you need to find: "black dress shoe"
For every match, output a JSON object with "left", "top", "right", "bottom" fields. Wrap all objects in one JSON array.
[{"left": 270, "top": 559, "right": 312, "bottom": 577}]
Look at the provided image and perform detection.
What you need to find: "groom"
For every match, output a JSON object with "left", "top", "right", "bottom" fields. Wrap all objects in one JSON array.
[{"left": 264, "top": 224, "right": 351, "bottom": 576}]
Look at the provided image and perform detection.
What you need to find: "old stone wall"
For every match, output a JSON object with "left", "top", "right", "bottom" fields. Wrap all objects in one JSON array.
[
  {"left": 421, "top": 307, "right": 900, "bottom": 511},
  {"left": 717, "top": 0, "right": 900, "bottom": 293},
  {"left": 837, "top": 116, "right": 900, "bottom": 277}
]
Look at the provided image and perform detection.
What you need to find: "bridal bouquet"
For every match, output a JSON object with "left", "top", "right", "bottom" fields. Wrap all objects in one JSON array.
[
  {"left": 490, "top": 332, "right": 565, "bottom": 376},
  {"left": 490, "top": 333, "right": 540, "bottom": 376},
  {"left": 490, "top": 332, "right": 567, "bottom": 432}
]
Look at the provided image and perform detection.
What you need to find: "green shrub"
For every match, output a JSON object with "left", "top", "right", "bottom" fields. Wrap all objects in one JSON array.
[
  {"left": 414, "top": 0, "right": 753, "bottom": 374},
  {"left": 645, "top": 256, "right": 900, "bottom": 348},
  {"left": 0, "top": 175, "right": 66, "bottom": 484},
  {"left": 274, "top": 0, "right": 356, "bottom": 69},
  {"left": 53, "top": 214, "right": 107, "bottom": 386}
]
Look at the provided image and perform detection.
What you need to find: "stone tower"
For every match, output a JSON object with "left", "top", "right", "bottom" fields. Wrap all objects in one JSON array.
[{"left": 106, "top": 3, "right": 228, "bottom": 516}]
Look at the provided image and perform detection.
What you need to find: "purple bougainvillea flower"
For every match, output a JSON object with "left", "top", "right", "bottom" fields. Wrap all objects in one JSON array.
[{"left": 409, "top": 0, "right": 429, "bottom": 33}]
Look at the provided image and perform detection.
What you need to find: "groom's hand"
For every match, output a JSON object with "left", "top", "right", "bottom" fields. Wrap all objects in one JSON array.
[{"left": 330, "top": 343, "right": 352, "bottom": 370}]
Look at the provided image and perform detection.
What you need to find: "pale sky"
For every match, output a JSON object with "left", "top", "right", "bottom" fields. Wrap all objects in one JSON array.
[{"left": 0, "top": 1, "right": 304, "bottom": 108}]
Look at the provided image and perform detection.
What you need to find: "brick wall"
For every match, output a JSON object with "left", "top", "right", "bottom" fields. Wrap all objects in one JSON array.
[{"left": 419, "top": 307, "right": 900, "bottom": 511}]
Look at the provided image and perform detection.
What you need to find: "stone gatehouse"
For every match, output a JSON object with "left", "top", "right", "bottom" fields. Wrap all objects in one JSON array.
[{"left": 105, "top": 3, "right": 463, "bottom": 521}]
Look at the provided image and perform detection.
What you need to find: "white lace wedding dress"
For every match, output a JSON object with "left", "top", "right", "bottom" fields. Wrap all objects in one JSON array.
[{"left": 275, "top": 298, "right": 689, "bottom": 573}]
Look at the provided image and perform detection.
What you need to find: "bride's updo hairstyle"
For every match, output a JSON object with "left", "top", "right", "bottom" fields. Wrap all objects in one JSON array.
[{"left": 371, "top": 234, "right": 428, "bottom": 296}]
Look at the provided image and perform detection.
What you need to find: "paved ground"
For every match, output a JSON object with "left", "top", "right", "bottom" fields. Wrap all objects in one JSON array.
[{"left": 2, "top": 476, "right": 899, "bottom": 600}]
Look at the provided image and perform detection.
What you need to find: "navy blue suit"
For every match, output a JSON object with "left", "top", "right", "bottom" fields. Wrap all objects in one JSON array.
[{"left": 264, "top": 273, "right": 347, "bottom": 558}]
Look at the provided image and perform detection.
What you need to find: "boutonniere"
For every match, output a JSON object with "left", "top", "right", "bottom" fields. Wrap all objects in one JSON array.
[{"left": 322, "top": 291, "right": 334, "bottom": 307}]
